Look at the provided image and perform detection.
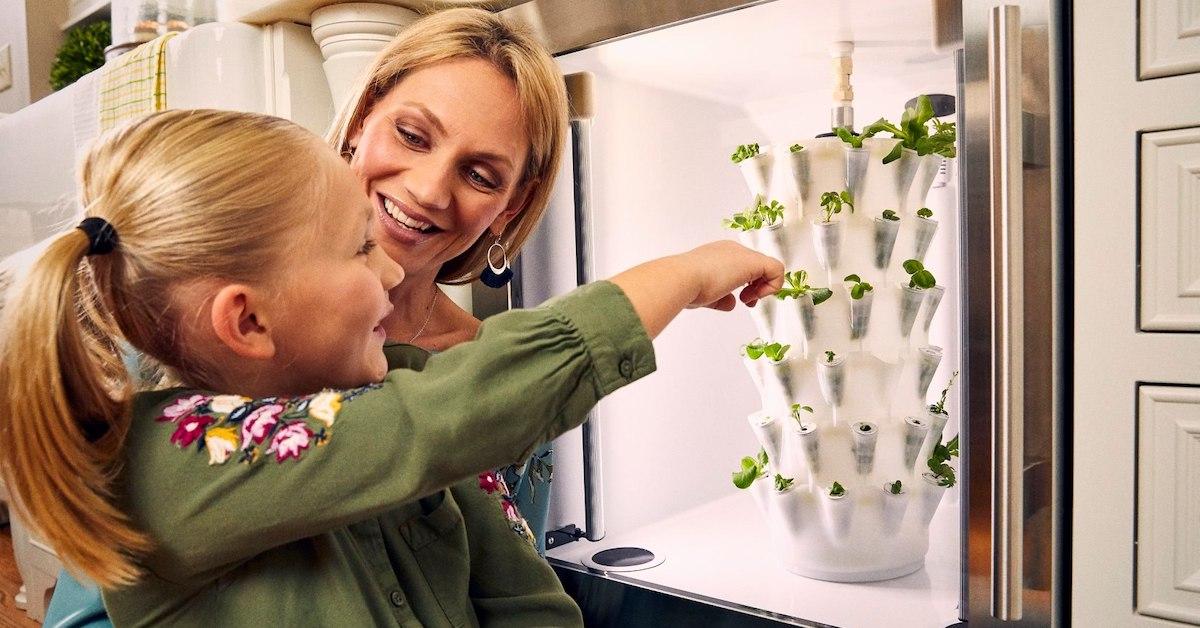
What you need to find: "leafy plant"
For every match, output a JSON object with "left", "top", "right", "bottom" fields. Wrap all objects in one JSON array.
[
  {"left": 789, "top": 403, "right": 813, "bottom": 424},
  {"left": 887, "top": 480, "right": 903, "bottom": 495},
  {"left": 829, "top": 481, "right": 846, "bottom": 497},
  {"left": 902, "top": 259, "right": 937, "bottom": 289},
  {"left": 927, "top": 435, "right": 960, "bottom": 487},
  {"left": 775, "top": 270, "right": 833, "bottom": 305},
  {"left": 743, "top": 339, "right": 791, "bottom": 362},
  {"left": 51, "top": 21, "right": 111, "bottom": 91},
  {"left": 723, "top": 198, "right": 786, "bottom": 231},
  {"left": 835, "top": 126, "right": 875, "bottom": 149},
  {"left": 929, "top": 370, "right": 960, "bottom": 415},
  {"left": 732, "top": 448, "right": 770, "bottom": 489},
  {"left": 824, "top": 350, "right": 837, "bottom": 364},
  {"left": 882, "top": 209, "right": 900, "bottom": 221},
  {"left": 862, "top": 94, "right": 958, "bottom": 164},
  {"left": 789, "top": 143, "right": 804, "bottom": 153},
  {"left": 774, "top": 473, "right": 795, "bottom": 491},
  {"left": 819, "top": 189, "right": 854, "bottom": 222},
  {"left": 731, "top": 143, "right": 762, "bottom": 164},
  {"left": 843, "top": 274, "right": 874, "bottom": 300},
  {"left": 917, "top": 207, "right": 934, "bottom": 219}
]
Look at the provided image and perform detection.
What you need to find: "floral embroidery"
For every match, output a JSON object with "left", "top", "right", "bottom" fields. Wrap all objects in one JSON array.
[
  {"left": 241, "top": 404, "right": 284, "bottom": 449},
  {"left": 154, "top": 384, "right": 379, "bottom": 466},
  {"left": 478, "top": 471, "right": 500, "bottom": 494},
  {"left": 479, "top": 470, "right": 537, "bottom": 546},
  {"left": 205, "top": 427, "right": 239, "bottom": 465},
  {"left": 170, "top": 415, "right": 213, "bottom": 448},
  {"left": 267, "top": 421, "right": 314, "bottom": 462}
]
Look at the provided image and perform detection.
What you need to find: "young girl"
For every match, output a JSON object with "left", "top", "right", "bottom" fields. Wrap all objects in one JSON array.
[{"left": 0, "top": 109, "right": 781, "bottom": 626}]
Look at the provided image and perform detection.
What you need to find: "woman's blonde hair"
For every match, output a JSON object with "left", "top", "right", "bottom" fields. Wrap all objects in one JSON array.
[
  {"left": 0, "top": 109, "right": 325, "bottom": 587},
  {"left": 328, "top": 8, "right": 567, "bottom": 284}
]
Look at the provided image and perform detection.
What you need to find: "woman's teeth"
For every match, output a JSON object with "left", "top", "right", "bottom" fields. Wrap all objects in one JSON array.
[{"left": 382, "top": 196, "right": 434, "bottom": 233}]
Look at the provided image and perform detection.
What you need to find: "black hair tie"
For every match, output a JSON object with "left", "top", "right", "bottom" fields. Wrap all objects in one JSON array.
[{"left": 77, "top": 217, "right": 119, "bottom": 256}]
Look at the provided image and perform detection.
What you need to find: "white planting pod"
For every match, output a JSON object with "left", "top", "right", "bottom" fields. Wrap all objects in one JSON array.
[
  {"left": 789, "top": 149, "right": 812, "bottom": 213},
  {"left": 906, "top": 154, "right": 942, "bottom": 211},
  {"left": 872, "top": 217, "right": 901, "bottom": 269},
  {"left": 767, "top": 356, "right": 799, "bottom": 407},
  {"left": 911, "top": 214, "right": 939, "bottom": 262},
  {"left": 812, "top": 220, "right": 843, "bottom": 271},
  {"left": 844, "top": 145, "right": 870, "bottom": 202},
  {"left": 922, "top": 409, "right": 950, "bottom": 462},
  {"left": 898, "top": 283, "right": 925, "bottom": 338},
  {"left": 879, "top": 483, "right": 911, "bottom": 536},
  {"left": 820, "top": 488, "right": 854, "bottom": 540},
  {"left": 917, "top": 472, "right": 950, "bottom": 525},
  {"left": 748, "top": 411, "right": 784, "bottom": 465},
  {"left": 916, "top": 345, "right": 944, "bottom": 397},
  {"left": 903, "top": 415, "right": 931, "bottom": 472},
  {"left": 742, "top": 352, "right": 767, "bottom": 400},
  {"left": 817, "top": 353, "right": 847, "bottom": 407},
  {"left": 793, "top": 421, "right": 820, "bottom": 475},
  {"left": 748, "top": 295, "right": 776, "bottom": 339},
  {"left": 738, "top": 151, "right": 773, "bottom": 199},
  {"left": 793, "top": 293, "right": 817, "bottom": 341},
  {"left": 892, "top": 147, "right": 922, "bottom": 201},
  {"left": 850, "top": 421, "right": 879, "bottom": 475},
  {"left": 748, "top": 472, "right": 772, "bottom": 517},
  {"left": 848, "top": 289, "right": 875, "bottom": 341},
  {"left": 761, "top": 221, "right": 790, "bottom": 265},
  {"left": 771, "top": 483, "right": 806, "bottom": 535},
  {"left": 920, "top": 284, "right": 946, "bottom": 333}
]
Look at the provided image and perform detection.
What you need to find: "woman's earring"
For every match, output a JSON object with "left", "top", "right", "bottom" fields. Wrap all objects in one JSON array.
[
  {"left": 480, "top": 235, "right": 514, "bottom": 288},
  {"left": 341, "top": 146, "right": 356, "bottom": 162}
]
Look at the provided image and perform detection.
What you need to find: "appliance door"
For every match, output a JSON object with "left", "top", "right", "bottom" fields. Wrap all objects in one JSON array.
[{"left": 962, "top": 1, "right": 1065, "bottom": 625}]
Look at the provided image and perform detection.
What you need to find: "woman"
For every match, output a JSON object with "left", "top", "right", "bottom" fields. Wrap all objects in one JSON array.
[
  {"left": 42, "top": 8, "right": 568, "bottom": 626},
  {"left": 330, "top": 7, "right": 565, "bottom": 552}
]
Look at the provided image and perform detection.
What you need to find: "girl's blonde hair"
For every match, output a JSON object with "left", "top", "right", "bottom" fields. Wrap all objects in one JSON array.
[
  {"left": 328, "top": 8, "right": 567, "bottom": 284},
  {"left": 0, "top": 109, "right": 325, "bottom": 587}
]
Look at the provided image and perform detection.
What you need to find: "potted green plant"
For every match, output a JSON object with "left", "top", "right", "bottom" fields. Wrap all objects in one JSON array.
[
  {"left": 732, "top": 448, "right": 772, "bottom": 513},
  {"left": 817, "top": 349, "right": 846, "bottom": 407},
  {"left": 775, "top": 270, "right": 832, "bottom": 341},
  {"left": 821, "top": 480, "right": 854, "bottom": 538},
  {"left": 902, "top": 415, "right": 931, "bottom": 471},
  {"left": 916, "top": 345, "right": 943, "bottom": 397},
  {"left": 747, "top": 410, "right": 784, "bottom": 466},
  {"left": 770, "top": 472, "right": 805, "bottom": 533},
  {"left": 919, "top": 435, "right": 959, "bottom": 525},
  {"left": 787, "top": 143, "right": 811, "bottom": 211},
  {"left": 850, "top": 420, "right": 879, "bottom": 475},
  {"left": 873, "top": 209, "right": 902, "bottom": 270},
  {"left": 790, "top": 403, "right": 820, "bottom": 475},
  {"left": 924, "top": 371, "right": 959, "bottom": 456},
  {"left": 835, "top": 127, "right": 876, "bottom": 202},
  {"left": 741, "top": 338, "right": 796, "bottom": 407},
  {"left": 862, "top": 95, "right": 957, "bottom": 201},
  {"left": 813, "top": 190, "right": 852, "bottom": 271},
  {"left": 843, "top": 273, "right": 875, "bottom": 340},
  {"left": 731, "top": 142, "right": 773, "bottom": 200},
  {"left": 879, "top": 479, "right": 910, "bottom": 535},
  {"left": 723, "top": 197, "right": 790, "bottom": 265},
  {"left": 911, "top": 206, "right": 939, "bottom": 261},
  {"left": 899, "top": 259, "right": 937, "bottom": 338}
]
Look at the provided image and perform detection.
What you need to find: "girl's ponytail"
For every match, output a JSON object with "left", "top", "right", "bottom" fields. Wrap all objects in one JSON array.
[{"left": 0, "top": 226, "right": 151, "bottom": 586}]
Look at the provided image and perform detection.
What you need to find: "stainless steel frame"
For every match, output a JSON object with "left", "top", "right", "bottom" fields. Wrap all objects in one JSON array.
[{"left": 963, "top": 1, "right": 1065, "bottom": 625}]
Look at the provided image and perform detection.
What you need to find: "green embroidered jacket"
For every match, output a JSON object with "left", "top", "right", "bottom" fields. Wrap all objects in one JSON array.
[{"left": 101, "top": 281, "right": 655, "bottom": 627}]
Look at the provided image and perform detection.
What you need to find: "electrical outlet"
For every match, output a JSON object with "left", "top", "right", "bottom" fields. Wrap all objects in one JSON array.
[{"left": 0, "top": 44, "right": 11, "bottom": 93}]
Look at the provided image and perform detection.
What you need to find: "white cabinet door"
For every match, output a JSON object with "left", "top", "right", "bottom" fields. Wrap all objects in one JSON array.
[{"left": 1074, "top": 0, "right": 1200, "bottom": 625}]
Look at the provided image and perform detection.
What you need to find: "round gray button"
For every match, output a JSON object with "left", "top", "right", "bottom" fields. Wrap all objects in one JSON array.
[
  {"left": 619, "top": 357, "right": 634, "bottom": 378},
  {"left": 389, "top": 590, "right": 405, "bottom": 607}
]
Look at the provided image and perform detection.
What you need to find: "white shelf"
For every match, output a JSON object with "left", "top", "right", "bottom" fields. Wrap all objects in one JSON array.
[
  {"left": 62, "top": 0, "right": 111, "bottom": 30},
  {"left": 547, "top": 492, "right": 961, "bottom": 628}
]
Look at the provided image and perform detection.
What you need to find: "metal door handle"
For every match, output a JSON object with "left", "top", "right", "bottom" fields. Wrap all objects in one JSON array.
[{"left": 988, "top": 3, "right": 1024, "bottom": 621}]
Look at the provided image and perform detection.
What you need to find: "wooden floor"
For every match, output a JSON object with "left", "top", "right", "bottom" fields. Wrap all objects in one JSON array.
[{"left": 0, "top": 526, "right": 40, "bottom": 628}]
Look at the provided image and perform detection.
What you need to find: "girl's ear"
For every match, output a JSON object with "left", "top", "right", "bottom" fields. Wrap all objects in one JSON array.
[
  {"left": 488, "top": 179, "right": 538, "bottom": 235},
  {"left": 210, "top": 284, "right": 276, "bottom": 360}
]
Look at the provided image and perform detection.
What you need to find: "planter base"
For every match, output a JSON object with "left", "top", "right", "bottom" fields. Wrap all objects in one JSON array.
[{"left": 784, "top": 558, "right": 924, "bottom": 583}]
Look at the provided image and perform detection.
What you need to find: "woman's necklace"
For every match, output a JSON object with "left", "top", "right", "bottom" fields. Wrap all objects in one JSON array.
[{"left": 408, "top": 286, "right": 439, "bottom": 344}]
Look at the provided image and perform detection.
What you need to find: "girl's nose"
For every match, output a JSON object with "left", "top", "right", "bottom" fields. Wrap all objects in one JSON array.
[{"left": 374, "top": 247, "right": 404, "bottom": 290}]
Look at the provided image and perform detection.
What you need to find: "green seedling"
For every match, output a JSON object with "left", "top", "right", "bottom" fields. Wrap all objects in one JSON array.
[
  {"left": 882, "top": 209, "right": 900, "bottom": 221},
  {"left": 887, "top": 480, "right": 903, "bottom": 495},
  {"left": 731, "top": 143, "right": 762, "bottom": 164},
  {"left": 843, "top": 274, "right": 874, "bottom": 300},
  {"left": 774, "top": 473, "right": 795, "bottom": 491},
  {"left": 929, "top": 370, "right": 960, "bottom": 416},
  {"left": 829, "top": 481, "right": 846, "bottom": 497},
  {"left": 722, "top": 197, "right": 786, "bottom": 231},
  {"left": 789, "top": 143, "right": 804, "bottom": 153},
  {"left": 819, "top": 189, "right": 854, "bottom": 222},
  {"left": 835, "top": 126, "right": 875, "bottom": 149},
  {"left": 789, "top": 403, "right": 813, "bottom": 424},
  {"left": 927, "top": 435, "right": 960, "bottom": 487},
  {"left": 742, "top": 339, "right": 791, "bottom": 362},
  {"left": 916, "top": 207, "right": 933, "bottom": 219},
  {"left": 862, "top": 94, "right": 958, "bottom": 164},
  {"left": 824, "top": 350, "right": 837, "bottom": 363},
  {"left": 775, "top": 270, "right": 833, "bottom": 305},
  {"left": 732, "top": 448, "right": 770, "bottom": 489},
  {"left": 902, "top": 258, "right": 937, "bottom": 289}
]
